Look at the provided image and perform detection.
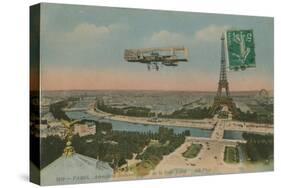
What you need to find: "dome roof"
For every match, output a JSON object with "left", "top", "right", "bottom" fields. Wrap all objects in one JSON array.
[{"left": 41, "top": 153, "right": 113, "bottom": 185}]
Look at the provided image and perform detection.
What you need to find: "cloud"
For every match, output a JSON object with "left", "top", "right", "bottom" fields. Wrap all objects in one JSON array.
[
  {"left": 43, "top": 22, "right": 129, "bottom": 49},
  {"left": 65, "top": 23, "right": 110, "bottom": 42},
  {"left": 145, "top": 30, "right": 188, "bottom": 47},
  {"left": 144, "top": 26, "right": 229, "bottom": 49},
  {"left": 41, "top": 22, "right": 129, "bottom": 66},
  {"left": 195, "top": 25, "right": 229, "bottom": 42},
  {"left": 63, "top": 23, "right": 128, "bottom": 44}
]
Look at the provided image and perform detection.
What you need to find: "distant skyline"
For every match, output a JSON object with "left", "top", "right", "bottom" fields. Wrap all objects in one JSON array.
[{"left": 40, "top": 3, "right": 274, "bottom": 91}]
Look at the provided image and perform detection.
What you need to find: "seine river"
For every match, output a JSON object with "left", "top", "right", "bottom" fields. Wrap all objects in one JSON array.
[{"left": 66, "top": 111, "right": 212, "bottom": 137}]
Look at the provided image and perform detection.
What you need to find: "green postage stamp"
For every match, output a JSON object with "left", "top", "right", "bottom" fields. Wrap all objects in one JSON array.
[{"left": 226, "top": 30, "right": 256, "bottom": 71}]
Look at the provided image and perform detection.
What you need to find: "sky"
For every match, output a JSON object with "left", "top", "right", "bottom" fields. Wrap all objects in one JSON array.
[{"left": 40, "top": 3, "right": 274, "bottom": 91}]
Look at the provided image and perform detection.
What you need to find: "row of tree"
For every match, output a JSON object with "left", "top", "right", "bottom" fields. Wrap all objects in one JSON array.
[
  {"left": 49, "top": 100, "right": 70, "bottom": 120},
  {"left": 96, "top": 99, "right": 155, "bottom": 117},
  {"left": 49, "top": 97, "right": 80, "bottom": 121},
  {"left": 234, "top": 108, "right": 273, "bottom": 124},
  {"left": 241, "top": 133, "right": 273, "bottom": 162},
  {"left": 161, "top": 107, "right": 213, "bottom": 119}
]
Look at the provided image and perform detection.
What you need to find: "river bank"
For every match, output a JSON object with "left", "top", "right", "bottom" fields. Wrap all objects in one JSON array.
[{"left": 87, "top": 108, "right": 215, "bottom": 130}]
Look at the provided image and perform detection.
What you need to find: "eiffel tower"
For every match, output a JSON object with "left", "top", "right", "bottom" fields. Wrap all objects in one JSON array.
[{"left": 211, "top": 33, "right": 237, "bottom": 115}]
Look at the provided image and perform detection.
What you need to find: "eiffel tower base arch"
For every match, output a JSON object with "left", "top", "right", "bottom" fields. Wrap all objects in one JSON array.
[{"left": 211, "top": 96, "right": 237, "bottom": 116}]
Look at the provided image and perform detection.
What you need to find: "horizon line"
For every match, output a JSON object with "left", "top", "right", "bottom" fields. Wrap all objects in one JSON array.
[{"left": 38, "top": 88, "right": 274, "bottom": 92}]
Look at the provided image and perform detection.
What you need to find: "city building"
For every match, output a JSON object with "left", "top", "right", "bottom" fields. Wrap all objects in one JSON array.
[{"left": 74, "top": 123, "right": 96, "bottom": 137}]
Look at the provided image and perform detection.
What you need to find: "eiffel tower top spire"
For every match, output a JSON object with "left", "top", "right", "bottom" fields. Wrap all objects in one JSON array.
[{"left": 219, "top": 34, "right": 227, "bottom": 81}]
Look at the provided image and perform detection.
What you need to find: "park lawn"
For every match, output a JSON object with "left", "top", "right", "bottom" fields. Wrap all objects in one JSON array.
[
  {"left": 224, "top": 146, "right": 239, "bottom": 163},
  {"left": 182, "top": 144, "right": 203, "bottom": 158},
  {"left": 129, "top": 153, "right": 161, "bottom": 177}
]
